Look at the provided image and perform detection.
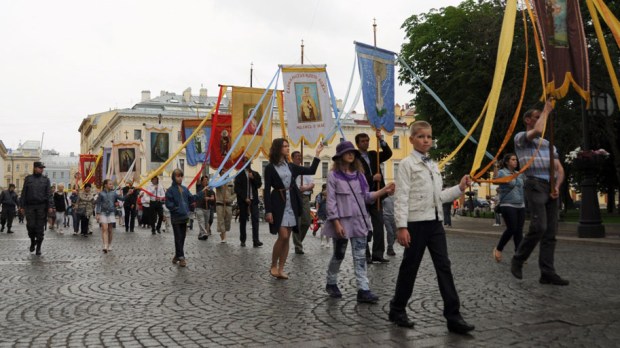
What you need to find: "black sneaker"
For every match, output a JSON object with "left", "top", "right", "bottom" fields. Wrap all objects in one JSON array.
[
  {"left": 357, "top": 290, "right": 379, "bottom": 304},
  {"left": 510, "top": 259, "right": 523, "bottom": 279},
  {"left": 325, "top": 284, "right": 342, "bottom": 298},
  {"left": 540, "top": 273, "right": 569, "bottom": 286},
  {"left": 241, "top": 242, "right": 246, "bottom": 247},
  {"left": 387, "top": 248, "right": 396, "bottom": 256}
]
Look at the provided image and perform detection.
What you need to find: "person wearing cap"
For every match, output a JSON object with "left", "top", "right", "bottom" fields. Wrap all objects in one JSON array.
[
  {"left": 19, "top": 162, "right": 55, "bottom": 255},
  {"left": 0, "top": 183, "right": 19, "bottom": 233},
  {"left": 264, "top": 139, "right": 323, "bottom": 279},
  {"left": 321, "top": 141, "right": 395, "bottom": 303}
]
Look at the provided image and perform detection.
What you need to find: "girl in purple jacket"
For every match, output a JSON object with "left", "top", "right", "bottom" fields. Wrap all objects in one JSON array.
[{"left": 322, "top": 141, "right": 395, "bottom": 303}]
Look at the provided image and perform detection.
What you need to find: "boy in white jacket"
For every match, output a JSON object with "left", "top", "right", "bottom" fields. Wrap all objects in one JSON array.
[{"left": 389, "top": 120, "right": 475, "bottom": 335}]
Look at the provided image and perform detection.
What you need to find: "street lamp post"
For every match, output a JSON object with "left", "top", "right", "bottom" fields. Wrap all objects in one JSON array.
[{"left": 577, "top": 92, "right": 610, "bottom": 238}]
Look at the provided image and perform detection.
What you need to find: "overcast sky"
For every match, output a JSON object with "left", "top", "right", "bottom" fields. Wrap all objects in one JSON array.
[{"left": 0, "top": 0, "right": 463, "bottom": 155}]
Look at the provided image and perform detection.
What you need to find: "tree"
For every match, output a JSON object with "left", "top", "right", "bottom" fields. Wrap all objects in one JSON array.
[{"left": 399, "top": 0, "right": 619, "bottom": 211}]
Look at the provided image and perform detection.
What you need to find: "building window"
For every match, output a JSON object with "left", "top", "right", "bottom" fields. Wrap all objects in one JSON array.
[
  {"left": 178, "top": 131, "right": 182, "bottom": 141},
  {"left": 16, "top": 179, "right": 19, "bottom": 189},
  {"left": 393, "top": 162, "right": 400, "bottom": 180},
  {"left": 179, "top": 159, "right": 185, "bottom": 172},
  {"left": 134, "top": 129, "right": 142, "bottom": 140},
  {"left": 61, "top": 172, "right": 64, "bottom": 179},
  {"left": 7, "top": 164, "right": 10, "bottom": 172},
  {"left": 322, "top": 162, "right": 328, "bottom": 178},
  {"left": 304, "top": 161, "right": 310, "bottom": 168},
  {"left": 52, "top": 172, "right": 56, "bottom": 179},
  {"left": 16, "top": 164, "right": 19, "bottom": 172},
  {"left": 393, "top": 135, "right": 400, "bottom": 149}
]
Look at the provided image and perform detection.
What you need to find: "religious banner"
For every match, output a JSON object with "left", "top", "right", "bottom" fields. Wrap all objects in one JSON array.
[
  {"left": 281, "top": 65, "right": 335, "bottom": 146},
  {"left": 112, "top": 141, "right": 142, "bottom": 183},
  {"left": 208, "top": 113, "right": 243, "bottom": 171},
  {"left": 101, "top": 147, "right": 114, "bottom": 180},
  {"left": 355, "top": 42, "right": 396, "bottom": 132},
  {"left": 533, "top": 0, "right": 590, "bottom": 101},
  {"left": 181, "top": 119, "right": 212, "bottom": 166},
  {"left": 79, "top": 154, "right": 98, "bottom": 185},
  {"left": 231, "top": 86, "right": 279, "bottom": 157}
]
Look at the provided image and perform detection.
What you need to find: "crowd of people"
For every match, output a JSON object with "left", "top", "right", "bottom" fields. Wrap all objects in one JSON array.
[{"left": 1, "top": 100, "right": 570, "bottom": 335}]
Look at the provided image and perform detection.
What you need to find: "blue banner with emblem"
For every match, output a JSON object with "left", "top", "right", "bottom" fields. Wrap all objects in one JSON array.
[{"left": 355, "top": 41, "right": 396, "bottom": 132}]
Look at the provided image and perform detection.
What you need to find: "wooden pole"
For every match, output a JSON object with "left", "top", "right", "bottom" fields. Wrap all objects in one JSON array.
[{"left": 549, "top": 107, "right": 556, "bottom": 195}]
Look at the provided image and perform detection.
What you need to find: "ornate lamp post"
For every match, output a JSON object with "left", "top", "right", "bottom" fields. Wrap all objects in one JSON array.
[{"left": 577, "top": 91, "right": 612, "bottom": 238}]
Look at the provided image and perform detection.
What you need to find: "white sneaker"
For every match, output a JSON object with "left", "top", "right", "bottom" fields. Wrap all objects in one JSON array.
[{"left": 492, "top": 223, "right": 500, "bottom": 226}]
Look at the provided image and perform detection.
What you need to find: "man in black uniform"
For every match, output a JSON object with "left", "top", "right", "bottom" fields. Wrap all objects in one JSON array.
[
  {"left": 122, "top": 181, "right": 139, "bottom": 232},
  {"left": 355, "top": 130, "right": 392, "bottom": 264},
  {"left": 234, "top": 162, "right": 263, "bottom": 247},
  {"left": 19, "top": 162, "right": 54, "bottom": 255},
  {"left": 1, "top": 183, "right": 19, "bottom": 233}
]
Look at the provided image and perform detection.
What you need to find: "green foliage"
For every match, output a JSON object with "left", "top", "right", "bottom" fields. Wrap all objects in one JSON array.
[{"left": 399, "top": 0, "right": 620, "bottom": 198}]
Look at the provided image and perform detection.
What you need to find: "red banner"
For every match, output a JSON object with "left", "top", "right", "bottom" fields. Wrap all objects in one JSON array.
[
  {"left": 208, "top": 114, "right": 243, "bottom": 171},
  {"left": 79, "top": 154, "right": 101, "bottom": 186},
  {"left": 533, "top": 0, "right": 590, "bottom": 101}
]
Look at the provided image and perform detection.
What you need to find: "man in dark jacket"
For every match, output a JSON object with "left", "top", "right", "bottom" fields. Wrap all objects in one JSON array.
[
  {"left": 234, "top": 162, "right": 263, "bottom": 247},
  {"left": 355, "top": 130, "right": 392, "bottom": 264},
  {"left": 19, "top": 162, "right": 54, "bottom": 255},
  {"left": 122, "top": 181, "right": 138, "bottom": 232},
  {"left": 1, "top": 184, "right": 19, "bottom": 233}
]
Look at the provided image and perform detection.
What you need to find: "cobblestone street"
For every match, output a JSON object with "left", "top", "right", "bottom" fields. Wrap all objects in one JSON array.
[{"left": 0, "top": 217, "right": 619, "bottom": 347}]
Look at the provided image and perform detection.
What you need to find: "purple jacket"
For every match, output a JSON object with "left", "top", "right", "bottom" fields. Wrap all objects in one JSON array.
[{"left": 322, "top": 170, "right": 375, "bottom": 239}]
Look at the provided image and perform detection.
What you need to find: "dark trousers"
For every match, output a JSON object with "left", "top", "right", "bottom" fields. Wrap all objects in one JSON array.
[
  {"left": 172, "top": 222, "right": 187, "bottom": 259},
  {"left": 293, "top": 195, "right": 312, "bottom": 252},
  {"left": 124, "top": 206, "right": 136, "bottom": 231},
  {"left": 72, "top": 211, "right": 80, "bottom": 232},
  {"left": 368, "top": 204, "right": 385, "bottom": 258},
  {"left": 78, "top": 214, "right": 90, "bottom": 235},
  {"left": 391, "top": 220, "right": 461, "bottom": 321},
  {"left": 497, "top": 206, "right": 525, "bottom": 252},
  {"left": 1, "top": 205, "right": 16, "bottom": 230},
  {"left": 513, "top": 179, "right": 558, "bottom": 275},
  {"left": 25, "top": 204, "right": 47, "bottom": 240},
  {"left": 150, "top": 202, "right": 163, "bottom": 232},
  {"left": 239, "top": 200, "right": 260, "bottom": 243}
]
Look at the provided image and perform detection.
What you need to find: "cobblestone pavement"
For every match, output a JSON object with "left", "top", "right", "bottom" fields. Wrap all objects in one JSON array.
[{"left": 0, "top": 218, "right": 619, "bottom": 347}]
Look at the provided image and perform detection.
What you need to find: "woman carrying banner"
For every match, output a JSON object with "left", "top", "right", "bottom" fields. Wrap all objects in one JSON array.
[{"left": 264, "top": 138, "right": 323, "bottom": 279}]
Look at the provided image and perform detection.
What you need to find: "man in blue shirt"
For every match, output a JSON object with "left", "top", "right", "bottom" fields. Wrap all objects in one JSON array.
[{"left": 511, "top": 100, "right": 568, "bottom": 285}]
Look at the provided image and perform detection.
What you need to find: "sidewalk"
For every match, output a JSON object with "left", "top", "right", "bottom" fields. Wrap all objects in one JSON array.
[{"left": 445, "top": 215, "right": 620, "bottom": 247}]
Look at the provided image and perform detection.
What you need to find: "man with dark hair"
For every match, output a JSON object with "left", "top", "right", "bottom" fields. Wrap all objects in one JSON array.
[
  {"left": 234, "top": 162, "right": 263, "bottom": 247},
  {"left": 355, "top": 129, "right": 392, "bottom": 263},
  {"left": 290, "top": 151, "right": 314, "bottom": 254},
  {"left": 19, "top": 162, "right": 55, "bottom": 255},
  {"left": 1, "top": 183, "right": 19, "bottom": 233},
  {"left": 122, "top": 181, "right": 138, "bottom": 232},
  {"left": 511, "top": 100, "right": 568, "bottom": 285}
]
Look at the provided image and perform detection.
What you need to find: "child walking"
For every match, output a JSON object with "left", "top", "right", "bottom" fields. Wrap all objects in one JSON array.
[
  {"left": 165, "top": 169, "right": 202, "bottom": 267},
  {"left": 321, "top": 141, "right": 395, "bottom": 303},
  {"left": 95, "top": 179, "right": 129, "bottom": 253},
  {"left": 389, "top": 121, "right": 475, "bottom": 334}
]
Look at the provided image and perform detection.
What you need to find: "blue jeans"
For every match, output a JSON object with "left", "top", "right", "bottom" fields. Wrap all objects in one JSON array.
[
  {"left": 172, "top": 222, "right": 187, "bottom": 259},
  {"left": 326, "top": 237, "right": 369, "bottom": 291}
]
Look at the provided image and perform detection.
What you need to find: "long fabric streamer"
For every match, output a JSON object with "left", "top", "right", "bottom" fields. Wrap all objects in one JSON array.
[{"left": 397, "top": 56, "right": 494, "bottom": 160}]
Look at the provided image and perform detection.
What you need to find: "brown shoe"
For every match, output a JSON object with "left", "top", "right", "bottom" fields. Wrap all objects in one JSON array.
[
  {"left": 172, "top": 256, "right": 179, "bottom": 264},
  {"left": 493, "top": 248, "right": 502, "bottom": 262},
  {"left": 179, "top": 259, "right": 187, "bottom": 267}
]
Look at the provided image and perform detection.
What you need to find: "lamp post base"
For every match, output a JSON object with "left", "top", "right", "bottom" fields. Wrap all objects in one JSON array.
[{"left": 577, "top": 224, "right": 606, "bottom": 238}]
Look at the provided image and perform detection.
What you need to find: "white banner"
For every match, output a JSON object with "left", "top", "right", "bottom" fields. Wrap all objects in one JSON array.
[{"left": 281, "top": 65, "right": 334, "bottom": 146}]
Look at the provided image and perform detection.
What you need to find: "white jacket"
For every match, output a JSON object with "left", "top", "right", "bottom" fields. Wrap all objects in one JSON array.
[{"left": 394, "top": 152, "right": 463, "bottom": 228}]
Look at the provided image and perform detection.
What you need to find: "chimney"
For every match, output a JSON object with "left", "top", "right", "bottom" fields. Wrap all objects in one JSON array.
[
  {"left": 183, "top": 87, "right": 192, "bottom": 103},
  {"left": 141, "top": 90, "right": 151, "bottom": 102},
  {"left": 199, "top": 87, "right": 208, "bottom": 103}
]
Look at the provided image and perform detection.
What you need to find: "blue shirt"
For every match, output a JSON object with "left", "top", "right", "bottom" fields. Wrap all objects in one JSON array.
[{"left": 514, "top": 131, "right": 558, "bottom": 181}]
